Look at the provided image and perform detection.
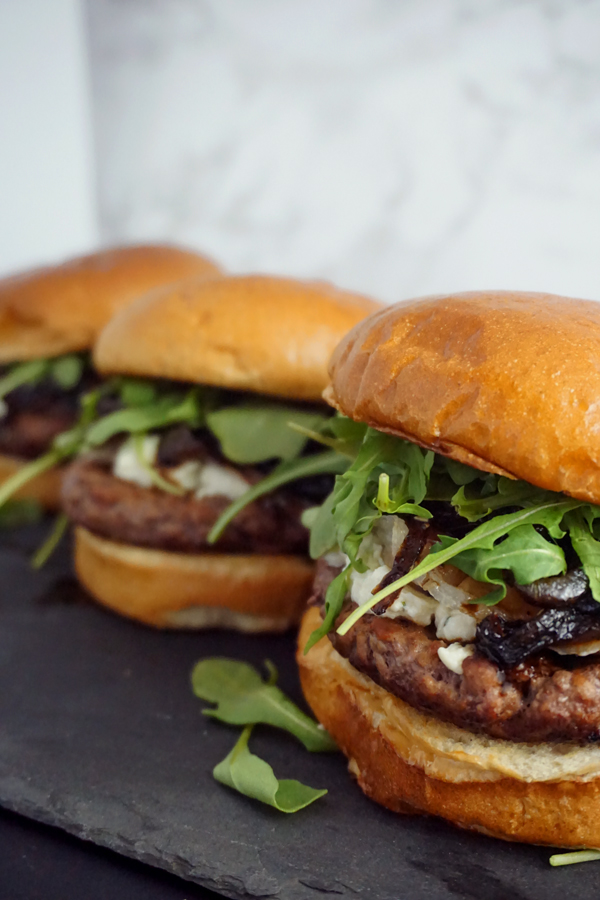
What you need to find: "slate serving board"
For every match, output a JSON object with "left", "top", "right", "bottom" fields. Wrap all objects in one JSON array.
[{"left": 1, "top": 527, "right": 599, "bottom": 900}]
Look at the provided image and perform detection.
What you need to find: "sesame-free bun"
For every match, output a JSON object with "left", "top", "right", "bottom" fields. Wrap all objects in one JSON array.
[
  {"left": 0, "top": 453, "right": 64, "bottom": 509},
  {"left": 0, "top": 245, "right": 222, "bottom": 363},
  {"left": 94, "top": 275, "right": 380, "bottom": 402},
  {"left": 298, "top": 608, "right": 600, "bottom": 848},
  {"left": 327, "top": 290, "right": 600, "bottom": 506},
  {"left": 74, "top": 526, "right": 315, "bottom": 632}
]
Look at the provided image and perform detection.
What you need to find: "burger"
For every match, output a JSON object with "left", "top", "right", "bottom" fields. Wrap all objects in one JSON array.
[
  {"left": 298, "top": 290, "right": 600, "bottom": 849},
  {"left": 0, "top": 245, "right": 221, "bottom": 509},
  {"left": 57, "top": 274, "right": 380, "bottom": 631}
]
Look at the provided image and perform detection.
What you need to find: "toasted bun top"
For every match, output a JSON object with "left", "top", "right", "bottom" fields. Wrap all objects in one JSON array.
[
  {"left": 0, "top": 245, "right": 222, "bottom": 362},
  {"left": 327, "top": 290, "right": 600, "bottom": 504},
  {"left": 94, "top": 275, "right": 380, "bottom": 401}
]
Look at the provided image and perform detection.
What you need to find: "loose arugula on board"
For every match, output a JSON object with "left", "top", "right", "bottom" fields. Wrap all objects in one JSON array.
[{"left": 192, "top": 659, "right": 335, "bottom": 812}]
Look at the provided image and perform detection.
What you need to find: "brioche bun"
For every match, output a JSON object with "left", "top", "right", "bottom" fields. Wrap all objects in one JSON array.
[
  {"left": 74, "top": 526, "right": 314, "bottom": 632},
  {"left": 0, "top": 454, "right": 64, "bottom": 509},
  {"left": 0, "top": 245, "right": 222, "bottom": 362},
  {"left": 298, "top": 608, "right": 600, "bottom": 848},
  {"left": 94, "top": 275, "right": 380, "bottom": 402},
  {"left": 327, "top": 290, "right": 600, "bottom": 505}
]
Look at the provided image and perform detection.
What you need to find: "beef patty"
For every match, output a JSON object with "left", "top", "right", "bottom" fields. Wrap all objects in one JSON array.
[
  {"left": 62, "top": 456, "right": 312, "bottom": 555},
  {"left": 310, "top": 559, "right": 600, "bottom": 743},
  {"left": 0, "top": 404, "right": 77, "bottom": 459},
  {"left": 0, "top": 373, "right": 97, "bottom": 460}
]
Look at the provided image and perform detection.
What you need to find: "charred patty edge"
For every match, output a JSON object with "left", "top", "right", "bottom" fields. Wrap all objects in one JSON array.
[{"left": 311, "top": 558, "right": 600, "bottom": 744}]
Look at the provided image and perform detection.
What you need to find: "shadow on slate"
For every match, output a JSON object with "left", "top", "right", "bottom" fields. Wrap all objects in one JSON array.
[
  {"left": 0, "top": 806, "right": 220, "bottom": 900},
  {"left": 0, "top": 527, "right": 599, "bottom": 900}
]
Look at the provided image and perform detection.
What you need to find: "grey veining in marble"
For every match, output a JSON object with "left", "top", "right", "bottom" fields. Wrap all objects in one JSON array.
[{"left": 86, "top": 0, "right": 600, "bottom": 303}]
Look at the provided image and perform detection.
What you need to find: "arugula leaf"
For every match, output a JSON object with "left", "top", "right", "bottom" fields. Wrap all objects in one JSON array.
[
  {"left": 443, "top": 458, "right": 482, "bottom": 486},
  {"left": 50, "top": 354, "right": 85, "bottom": 390},
  {"left": 31, "top": 512, "right": 69, "bottom": 569},
  {"left": 207, "top": 450, "right": 346, "bottom": 544},
  {"left": 191, "top": 658, "right": 336, "bottom": 752},
  {"left": 0, "top": 353, "right": 88, "bottom": 399},
  {"left": 337, "top": 499, "right": 583, "bottom": 636},
  {"left": 0, "top": 448, "right": 66, "bottom": 510},
  {"left": 0, "top": 359, "right": 49, "bottom": 398},
  {"left": 206, "top": 404, "right": 328, "bottom": 463},
  {"left": 213, "top": 725, "right": 327, "bottom": 813},
  {"left": 307, "top": 491, "right": 338, "bottom": 559},
  {"left": 436, "top": 525, "right": 566, "bottom": 604},
  {"left": 549, "top": 850, "right": 600, "bottom": 867},
  {"left": 0, "top": 381, "right": 116, "bottom": 511},
  {"left": 84, "top": 390, "right": 203, "bottom": 446},
  {"left": 0, "top": 498, "right": 43, "bottom": 529},
  {"left": 119, "top": 378, "right": 158, "bottom": 408},
  {"left": 451, "top": 476, "right": 549, "bottom": 522},
  {"left": 303, "top": 567, "right": 351, "bottom": 653},
  {"left": 565, "top": 508, "right": 600, "bottom": 601},
  {"left": 131, "top": 433, "right": 185, "bottom": 496}
]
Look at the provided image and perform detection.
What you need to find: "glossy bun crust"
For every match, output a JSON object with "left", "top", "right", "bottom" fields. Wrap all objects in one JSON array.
[
  {"left": 0, "top": 245, "right": 222, "bottom": 362},
  {"left": 94, "top": 275, "right": 380, "bottom": 402},
  {"left": 327, "top": 290, "right": 600, "bottom": 505},
  {"left": 298, "top": 608, "right": 600, "bottom": 848},
  {"left": 74, "top": 527, "right": 315, "bottom": 632}
]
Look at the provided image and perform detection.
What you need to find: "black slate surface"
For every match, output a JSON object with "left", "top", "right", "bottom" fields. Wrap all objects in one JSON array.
[
  {"left": 1, "top": 526, "right": 600, "bottom": 900},
  {"left": 0, "top": 806, "right": 221, "bottom": 900}
]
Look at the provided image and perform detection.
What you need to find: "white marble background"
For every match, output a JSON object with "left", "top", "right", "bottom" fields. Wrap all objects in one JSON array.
[{"left": 86, "top": 0, "right": 600, "bottom": 304}]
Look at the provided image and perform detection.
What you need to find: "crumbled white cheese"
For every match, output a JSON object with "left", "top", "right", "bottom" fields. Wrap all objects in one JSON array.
[
  {"left": 323, "top": 550, "right": 348, "bottom": 568},
  {"left": 357, "top": 515, "right": 408, "bottom": 569},
  {"left": 422, "top": 569, "right": 471, "bottom": 608},
  {"left": 113, "top": 435, "right": 159, "bottom": 488},
  {"left": 169, "top": 460, "right": 204, "bottom": 491},
  {"left": 435, "top": 605, "right": 477, "bottom": 642},
  {"left": 0, "top": 398, "right": 8, "bottom": 420},
  {"left": 194, "top": 463, "right": 250, "bottom": 501},
  {"left": 383, "top": 585, "right": 438, "bottom": 626},
  {"left": 326, "top": 513, "right": 480, "bottom": 641},
  {"left": 438, "top": 643, "right": 475, "bottom": 675},
  {"left": 349, "top": 565, "right": 390, "bottom": 607}
]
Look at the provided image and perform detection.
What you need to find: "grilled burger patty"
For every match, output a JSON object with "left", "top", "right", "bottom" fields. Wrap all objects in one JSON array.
[
  {"left": 311, "top": 559, "right": 600, "bottom": 743},
  {"left": 0, "top": 405, "right": 76, "bottom": 459},
  {"left": 0, "top": 374, "right": 97, "bottom": 460},
  {"left": 62, "top": 455, "right": 316, "bottom": 555}
]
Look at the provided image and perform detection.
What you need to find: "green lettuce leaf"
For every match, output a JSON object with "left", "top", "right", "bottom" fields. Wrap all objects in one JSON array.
[{"left": 213, "top": 725, "right": 327, "bottom": 813}]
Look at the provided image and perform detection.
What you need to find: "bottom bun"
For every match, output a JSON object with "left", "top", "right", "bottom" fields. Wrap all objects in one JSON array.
[
  {"left": 74, "top": 526, "right": 315, "bottom": 632},
  {"left": 297, "top": 607, "right": 600, "bottom": 848},
  {"left": 0, "top": 453, "right": 63, "bottom": 509}
]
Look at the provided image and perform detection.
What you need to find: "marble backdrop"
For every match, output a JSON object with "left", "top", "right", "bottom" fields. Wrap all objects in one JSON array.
[{"left": 87, "top": 0, "right": 600, "bottom": 304}]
